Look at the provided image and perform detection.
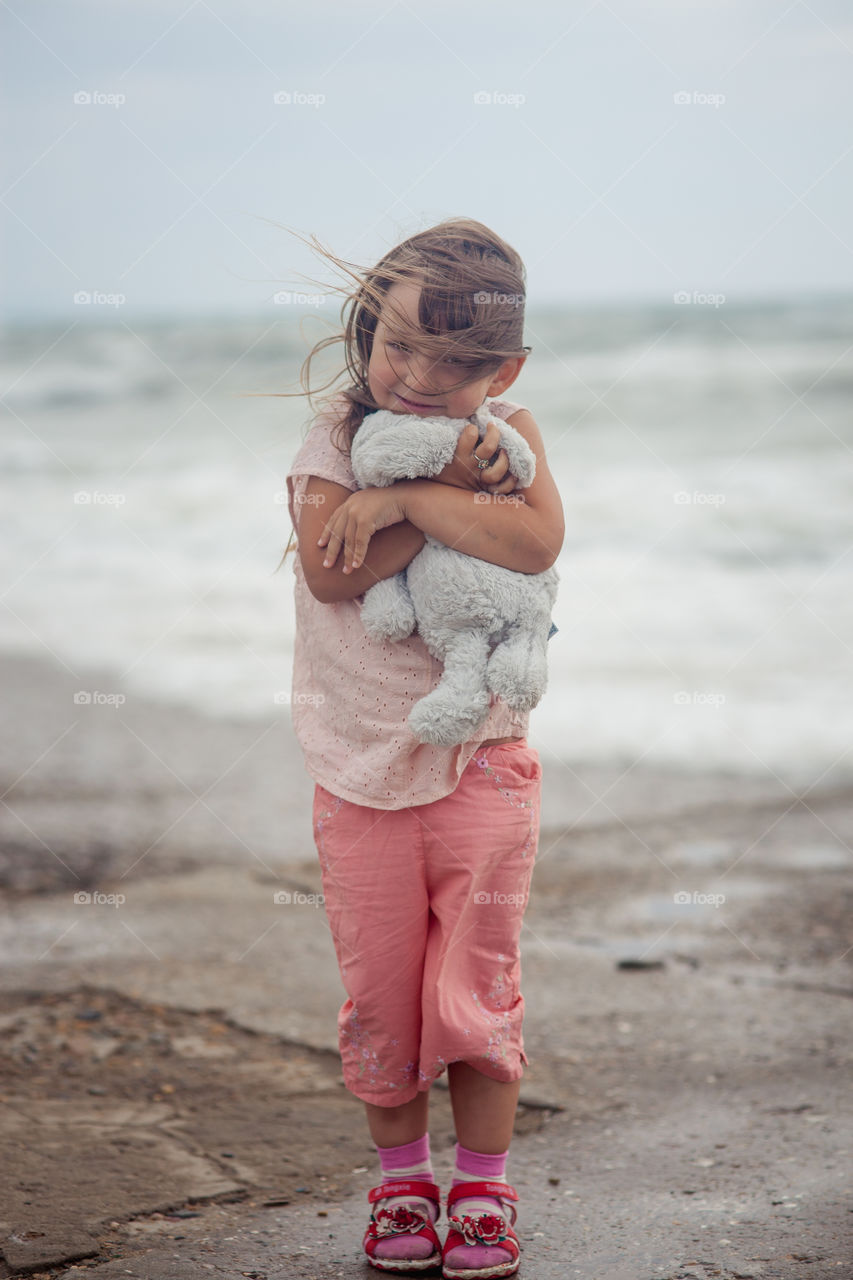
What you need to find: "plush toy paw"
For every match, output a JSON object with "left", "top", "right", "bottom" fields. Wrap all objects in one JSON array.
[
  {"left": 361, "top": 573, "right": 417, "bottom": 642},
  {"left": 486, "top": 637, "right": 549, "bottom": 712},
  {"left": 407, "top": 686, "right": 492, "bottom": 747}
]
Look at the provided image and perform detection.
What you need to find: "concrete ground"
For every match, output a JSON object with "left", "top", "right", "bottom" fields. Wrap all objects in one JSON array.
[{"left": 1, "top": 654, "right": 851, "bottom": 1279}]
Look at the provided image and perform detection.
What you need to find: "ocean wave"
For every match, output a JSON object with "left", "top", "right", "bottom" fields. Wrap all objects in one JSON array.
[{"left": 2, "top": 301, "right": 850, "bottom": 775}]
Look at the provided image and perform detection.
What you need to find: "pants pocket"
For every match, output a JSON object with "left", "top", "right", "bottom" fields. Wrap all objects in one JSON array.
[{"left": 472, "top": 742, "right": 542, "bottom": 788}]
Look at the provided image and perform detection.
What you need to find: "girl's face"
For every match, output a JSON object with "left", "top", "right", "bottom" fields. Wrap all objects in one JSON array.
[{"left": 367, "top": 280, "right": 519, "bottom": 419}]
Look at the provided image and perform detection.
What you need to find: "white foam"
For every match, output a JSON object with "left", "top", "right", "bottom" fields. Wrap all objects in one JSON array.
[{"left": 2, "top": 307, "right": 851, "bottom": 779}]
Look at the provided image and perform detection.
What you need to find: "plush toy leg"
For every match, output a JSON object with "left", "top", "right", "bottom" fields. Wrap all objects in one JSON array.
[
  {"left": 408, "top": 632, "right": 492, "bottom": 747},
  {"left": 361, "top": 572, "right": 417, "bottom": 642},
  {"left": 486, "top": 619, "right": 550, "bottom": 713}
]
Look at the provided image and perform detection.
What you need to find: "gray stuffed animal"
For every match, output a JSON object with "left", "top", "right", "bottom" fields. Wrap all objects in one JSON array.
[{"left": 350, "top": 404, "right": 559, "bottom": 747}]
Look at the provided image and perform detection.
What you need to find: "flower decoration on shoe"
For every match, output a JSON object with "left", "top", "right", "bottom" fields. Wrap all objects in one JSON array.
[
  {"left": 451, "top": 1211, "right": 508, "bottom": 1247},
  {"left": 363, "top": 1179, "right": 442, "bottom": 1273},
  {"left": 442, "top": 1181, "right": 520, "bottom": 1280},
  {"left": 368, "top": 1203, "right": 431, "bottom": 1239}
]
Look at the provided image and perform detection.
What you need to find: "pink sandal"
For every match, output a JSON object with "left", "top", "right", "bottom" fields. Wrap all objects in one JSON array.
[
  {"left": 442, "top": 1181, "right": 520, "bottom": 1279},
  {"left": 363, "top": 1178, "right": 443, "bottom": 1273}
]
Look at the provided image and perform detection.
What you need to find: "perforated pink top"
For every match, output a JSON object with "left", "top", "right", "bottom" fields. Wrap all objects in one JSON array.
[{"left": 286, "top": 394, "right": 530, "bottom": 809}]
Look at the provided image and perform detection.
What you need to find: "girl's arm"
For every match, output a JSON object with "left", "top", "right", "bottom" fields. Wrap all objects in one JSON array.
[
  {"left": 295, "top": 420, "right": 516, "bottom": 603},
  {"left": 319, "top": 409, "right": 565, "bottom": 576},
  {"left": 297, "top": 475, "right": 426, "bottom": 603}
]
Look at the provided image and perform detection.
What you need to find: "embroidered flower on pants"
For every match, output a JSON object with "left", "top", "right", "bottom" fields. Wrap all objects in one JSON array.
[{"left": 474, "top": 755, "right": 536, "bottom": 854}]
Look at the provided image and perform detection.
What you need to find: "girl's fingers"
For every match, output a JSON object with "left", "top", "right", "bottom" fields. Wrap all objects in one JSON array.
[
  {"left": 320, "top": 491, "right": 390, "bottom": 572},
  {"left": 349, "top": 537, "right": 366, "bottom": 570},
  {"left": 340, "top": 518, "right": 357, "bottom": 573},
  {"left": 486, "top": 471, "right": 519, "bottom": 496},
  {"left": 321, "top": 516, "right": 345, "bottom": 566},
  {"left": 480, "top": 448, "right": 510, "bottom": 483},
  {"left": 343, "top": 520, "right": 357, "bottom": 571},
  {"left": 344, "top": 516, "right": 374, "bottom": 572},
  {"left": 458, "top": 423, "right": 481, "bottom": 475},
  {"left": 475, "top": 421, "right": 501, "bottom": 465}
]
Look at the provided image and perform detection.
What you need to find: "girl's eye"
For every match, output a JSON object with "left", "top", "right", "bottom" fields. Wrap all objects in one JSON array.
[
  {"left": 387, "top": 341, "right": 410, "bottom": 353},
  {"left": 443, "top": 356, "right": 462, "bottom": 365}
]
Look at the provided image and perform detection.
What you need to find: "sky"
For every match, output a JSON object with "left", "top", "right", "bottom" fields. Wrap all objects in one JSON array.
[{"left": 2, "top": 0, "right": 852, "bottom": 318}]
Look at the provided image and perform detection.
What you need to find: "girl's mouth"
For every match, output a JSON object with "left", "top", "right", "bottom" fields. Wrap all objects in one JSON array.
[{"left": 396, "top": 393, "right": 442, "bottom": 415}]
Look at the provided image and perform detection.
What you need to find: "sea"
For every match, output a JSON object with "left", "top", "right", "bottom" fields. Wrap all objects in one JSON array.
[{"left": 2, "top": 296, "right": 851, "bottom": 783}]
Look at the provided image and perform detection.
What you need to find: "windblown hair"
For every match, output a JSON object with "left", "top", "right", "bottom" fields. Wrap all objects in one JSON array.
[
  {"left": 297, "top": 218, "right": 530, "bottom": 451},
  {"left": 272, "top": 219, "right": 530, "bottom": 569}
]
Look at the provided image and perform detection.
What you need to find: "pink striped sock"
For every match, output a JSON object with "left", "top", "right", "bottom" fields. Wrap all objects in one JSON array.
[
  {"left": 452, "top": 1142, "right": 508, "bottom": 1185},
  {"left": 377, "top": 1133, "right": 433, "bottom": 1181},
  {"left": 371, "top": 1134, "right": 437, "bottom": 1263},
  {"left": 447, "top": 1143, "right": 513, "bottom": 1271}
]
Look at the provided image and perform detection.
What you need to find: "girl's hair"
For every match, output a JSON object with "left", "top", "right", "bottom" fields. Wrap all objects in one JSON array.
[
  {"left": 299, "top": 217, "right": 530, "bottom": 451},
  {"left": 274, "top": 219, "right": 530, "bottom": 569}
]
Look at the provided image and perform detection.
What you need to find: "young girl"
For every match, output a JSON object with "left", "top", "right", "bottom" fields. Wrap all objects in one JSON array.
[{"left": 285, "top": 219, "right": 563, "bottom": 1278}]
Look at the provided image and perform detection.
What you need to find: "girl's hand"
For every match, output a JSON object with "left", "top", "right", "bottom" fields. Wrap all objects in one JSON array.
[
  {"left": 433, "top": 420, "right": 519, "bottom": 495},
  {"left": 318, "top": 485, "right": 410, "bottom": 573}
]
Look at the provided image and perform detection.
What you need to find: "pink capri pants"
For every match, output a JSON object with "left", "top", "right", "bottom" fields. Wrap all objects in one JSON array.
[{"left": 312, "top": 740, "right": 541, "bottom": 1106}]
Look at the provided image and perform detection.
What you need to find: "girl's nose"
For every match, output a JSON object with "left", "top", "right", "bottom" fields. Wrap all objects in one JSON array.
[{"left": 405, "top": 351, "right": 441, "bottom": 394}]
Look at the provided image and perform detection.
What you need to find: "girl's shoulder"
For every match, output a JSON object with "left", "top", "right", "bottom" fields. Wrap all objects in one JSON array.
[{"left": 287, "top": 393, "right": 355, "bottom": 491}]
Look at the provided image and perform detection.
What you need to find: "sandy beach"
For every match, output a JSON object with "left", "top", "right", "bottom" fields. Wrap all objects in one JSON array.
[{"left": 1, "top": 650, "right": 851, "bottom": 1279}]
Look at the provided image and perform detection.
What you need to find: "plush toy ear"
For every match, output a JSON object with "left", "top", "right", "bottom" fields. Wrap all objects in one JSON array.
[
  {"left": 472, "top": 405, "right": 537, "bottom": 488},
  {"left": 351, "top": 410, "right": 461, "bottom": 487}
]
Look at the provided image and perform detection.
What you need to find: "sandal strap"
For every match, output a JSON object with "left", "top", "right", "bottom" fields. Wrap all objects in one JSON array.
[
  {"left": 364, "top": 1181, "right": 443, "bottom": 1263},
  {"left": 368, "top": 1178, "right": 441, "bottom": 1206},
  {"left": 446, "top": 1181, "right": 519, "bottom": 1239},
  {"left": 446, "top": 1181, "right": 518, "bottom": 1209}
]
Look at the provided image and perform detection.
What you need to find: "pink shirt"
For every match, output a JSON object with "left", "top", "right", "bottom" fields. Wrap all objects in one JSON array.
[{"left": 286, "top": 394, "right": 530, "bottom": 809}]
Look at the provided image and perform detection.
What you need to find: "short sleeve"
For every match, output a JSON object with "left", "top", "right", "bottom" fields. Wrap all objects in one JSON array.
[
  {"left": 486, "top": 396, "right": 528, "bottom": 420},
  {"left": 286, "top": 397, "right": 357, "bottom": 531}
]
